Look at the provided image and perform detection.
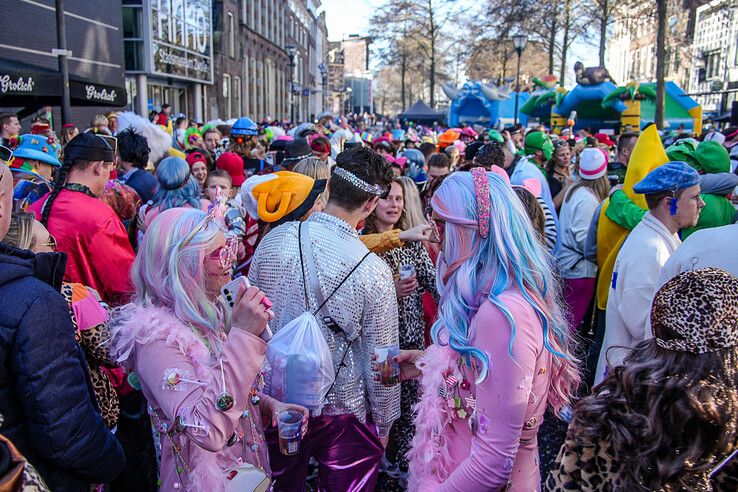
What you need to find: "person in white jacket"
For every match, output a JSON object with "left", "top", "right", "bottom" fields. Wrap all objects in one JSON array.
[
  {"left": 595, "top": 161, "right": 704, "bottom": 385},
  {"left": 556, "top": 148, "right": 611, "bottom": 331},
  {"left": 658, "top": 222, "right": 738, "bottom": 285}
]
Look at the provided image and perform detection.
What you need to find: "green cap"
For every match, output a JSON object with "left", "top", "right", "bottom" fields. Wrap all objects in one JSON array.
[
  {"left": 694, "top": 140, "right": 730, "bottom": 174},
  {"left": 524, "top": 131, "right": 553, "bottom": 161},
  {"left": 666, "top": 139, "right": 699, "bottom": 170},
  {"left": 487, "top": 129, "right": 504, "bottom": 143}
]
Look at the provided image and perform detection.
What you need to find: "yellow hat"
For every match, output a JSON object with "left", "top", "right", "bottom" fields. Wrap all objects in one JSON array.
[{"left": 241, "top": 171, "right": 315, "bottom": 223}]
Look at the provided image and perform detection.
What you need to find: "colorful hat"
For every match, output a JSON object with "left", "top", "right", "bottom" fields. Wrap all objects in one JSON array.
[
  {"left": 524, "top": 131, "right": 554, "bottom": 161},
  {"left": 13, "top": 134, "right": 61, "bottom": 167},
  {"left": 230, "top": 117, "right": 258, "bottom": 136},
  {"left": 438, "top": 129, "right": 460, "bottom": 147},
  {"left": 216, "top": 152, "right": 245, "bottom": 186},
  {"left": 185, "top": 151, "right": 207, "bottom": 168},
  {"left": 184, "top": 127, "right": 201, "bottom": 147},
  {"left": 633, "top": 161, "right": 699, "bottom": 195},
  {"left": 240, "top": 171, "right": 317, "bottom": 223},
  {"left": 578, "top": 148, "right": 608, "bottom": 180},
  {"left": 665, "top": 139, "right": 699, "bottom": 169},
  {"left": 487, "top": 129, "right": 504, "bottom": 143}
]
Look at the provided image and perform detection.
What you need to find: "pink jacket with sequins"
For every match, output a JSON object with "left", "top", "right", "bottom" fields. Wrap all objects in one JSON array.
[{"left": 110, "top": 304, "right": 269, "bottom": 491}]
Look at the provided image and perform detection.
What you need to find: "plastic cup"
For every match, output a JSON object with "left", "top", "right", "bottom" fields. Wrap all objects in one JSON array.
[
  {"left": 399, "top": 264, "right": 416, "bottom": 280},
  {"left": 375, "top": 345, "right": 400, "bottom": 386},
  {"left": 277, "top": 410, "right": 303, "bottom": 456}
]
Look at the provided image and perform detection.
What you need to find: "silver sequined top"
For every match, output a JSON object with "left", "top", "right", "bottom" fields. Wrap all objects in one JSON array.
[{"left": 249, "top": 212, "right": 401, "bottom": 437}]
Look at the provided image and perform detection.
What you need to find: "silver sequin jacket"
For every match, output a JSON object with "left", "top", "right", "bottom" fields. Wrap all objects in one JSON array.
[{"left": 249, "top": 212, "right": 401, "bottom": 437}]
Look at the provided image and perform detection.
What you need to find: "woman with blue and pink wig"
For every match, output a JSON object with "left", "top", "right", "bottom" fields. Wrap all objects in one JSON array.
[
  {"left": 401, "top": 169, "right": 580, "bottom": 491},
  {"left": 110, "top": 207, "right": 307, "bottom": 491}
]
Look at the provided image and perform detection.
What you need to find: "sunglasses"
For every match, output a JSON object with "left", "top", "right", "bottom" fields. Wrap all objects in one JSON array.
[
  {"left": 0, "top": 145, "right": 12, "bottom": 163},
  {"left": 426, "top": 212, "right": 441, "bottom": 242},
  {"left": 207, "top": 236, "right": 239, "bottom": 269}
]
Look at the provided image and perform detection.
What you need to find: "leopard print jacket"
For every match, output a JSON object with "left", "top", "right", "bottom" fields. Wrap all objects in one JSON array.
[
  {"left": 61, "top": 283, "right": 120, "bottom": 429},
  {"left": 546, "top": 433, "right": 738, "bottom": 491}
]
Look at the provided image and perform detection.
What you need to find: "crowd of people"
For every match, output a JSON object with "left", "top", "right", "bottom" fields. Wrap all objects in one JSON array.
[{"left": 0, "top": 106, "right": 738, "bottom": 491}]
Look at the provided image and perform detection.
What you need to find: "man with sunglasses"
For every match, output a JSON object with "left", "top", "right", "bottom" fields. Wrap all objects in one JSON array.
[{"left": 29, "top": 133, "right": 135, "bottom": 306}]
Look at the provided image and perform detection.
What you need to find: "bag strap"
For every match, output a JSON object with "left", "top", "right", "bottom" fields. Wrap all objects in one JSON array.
[
  {"left": 299, "top": 221, "right": 370, "bottom": 323},
  {"left": 297, "top": 220, "right": 371, "bottom": 400}
]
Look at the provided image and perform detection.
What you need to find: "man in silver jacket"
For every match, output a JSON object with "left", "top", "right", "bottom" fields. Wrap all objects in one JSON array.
[{"left": 249, "top": 147, "right": 400, "bottom": 491}]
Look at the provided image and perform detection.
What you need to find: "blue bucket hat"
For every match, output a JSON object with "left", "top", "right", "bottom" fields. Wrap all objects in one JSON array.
[
  {"left": 633, "top": 161, "right": 700, "bottom": 195},
  {"left": 13, "top": 134, "right": 61, "bottom": 167},
  {"left": 230, "top": 117, "right": 258, "bottom": 136}
]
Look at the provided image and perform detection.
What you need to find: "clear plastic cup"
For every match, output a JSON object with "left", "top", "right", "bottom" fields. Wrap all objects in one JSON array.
[
  {"left": 277, "top": 410, "right": 303, "bottom": 456},
  {"left": 375, "top": 345, "right": 400, "bottom": 386}
]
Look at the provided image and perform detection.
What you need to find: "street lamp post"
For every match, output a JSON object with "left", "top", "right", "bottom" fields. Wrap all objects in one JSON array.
[
  {"left": 345, "top": 87, "right": 352, "bottom": 115},
  {"left": 512, "top": 34, "right": 528, "bottom": 127},
  {"left": 286, "top": 45, "right": 296, "bottom": 123},
  {"left": 319, "top": 63, "right": 328, "bottom": 110}
]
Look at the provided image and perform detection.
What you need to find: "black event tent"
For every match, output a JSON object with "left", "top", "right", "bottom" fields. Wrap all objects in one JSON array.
[{"left": 398, "top": 100, "right": 445, "bottom": 123}]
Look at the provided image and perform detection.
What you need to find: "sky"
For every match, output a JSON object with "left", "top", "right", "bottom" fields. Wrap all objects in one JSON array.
[{"left": 321, "top": 0, "right": 600, "bottom": 86}]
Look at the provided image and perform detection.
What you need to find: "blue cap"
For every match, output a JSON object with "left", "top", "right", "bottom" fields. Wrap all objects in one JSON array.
[
  {"left": 633, "top": 161, "right": 700, "bottom": 195},
  {"left": 230, "top": 117, "right": 258, "bottom": 136},
  {"left": 13, "top": 134, "right": 61, "bottom": 167}
]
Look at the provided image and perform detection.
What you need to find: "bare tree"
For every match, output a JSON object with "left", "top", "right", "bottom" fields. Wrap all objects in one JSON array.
[
  {"left": 369, "top": 1, "right": 419, "bottom": 111},
  {"left": 587, "top": 0, "right": 619, "bottom": 66}
]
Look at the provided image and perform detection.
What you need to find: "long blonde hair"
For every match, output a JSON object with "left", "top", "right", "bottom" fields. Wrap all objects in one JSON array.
[
  {"left": 565, "top": 175, "right": 610, "bottom": 203},
  {"left": 293, "top": 157, "right": 330, "bottom": 210},
  {"left": 397, "top": 176, "right": 427, "bottom": 228}
]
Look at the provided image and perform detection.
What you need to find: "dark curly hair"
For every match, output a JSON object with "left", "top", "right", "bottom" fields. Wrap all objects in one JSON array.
[
  {"left": 117, "top": 127, "right": 150, "bottom": 169},
  {"left": 569, "top": 335, "right": 738, "bottom": 489},
  {"left": 328, "top": 147, "right": 393, "bottom": 211},
  {"left": 457, "top": 142, "right": 503, "bottom": 171}
]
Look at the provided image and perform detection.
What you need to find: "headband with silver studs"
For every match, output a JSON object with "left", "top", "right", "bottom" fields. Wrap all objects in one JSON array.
[{"left": 332, "top": 166, "right": 386, "bottom": 196}]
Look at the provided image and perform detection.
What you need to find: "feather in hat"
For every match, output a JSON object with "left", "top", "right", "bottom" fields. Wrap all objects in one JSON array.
[{"left": 116, "top": 111, "right": 172, "bottom": 164}]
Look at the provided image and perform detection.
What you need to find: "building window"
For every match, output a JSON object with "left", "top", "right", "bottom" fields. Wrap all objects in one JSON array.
[
  {"left": 223, "top": 74, "right": 232, "bottom": 119},
  {"left": 228, "top": 12, "right": 235, "bottom": 58},
  {"left": 234, "top": 76, "right": 242, "bottom": 115},
  {"left": 122, "top": 6, "right": 144, "bottom": 71},
  {"left": 706, "top": 51, "right": 720, "bottom": 79}
]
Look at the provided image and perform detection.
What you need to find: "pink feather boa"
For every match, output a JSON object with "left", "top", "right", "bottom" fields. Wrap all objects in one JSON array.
[
  {"left": 109, "top": 303, "right": 214, "bottom": 379},
  {"left": 407, "top": 343, "right": 465, "bottom": 491}
]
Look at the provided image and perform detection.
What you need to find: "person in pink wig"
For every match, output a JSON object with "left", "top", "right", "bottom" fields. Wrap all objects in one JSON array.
[
  {"left": 382, "top": 168, "right": 579, "bottom": 490},
  {"left": 110, "top": 207, "right": 307, "bottom": 490}
]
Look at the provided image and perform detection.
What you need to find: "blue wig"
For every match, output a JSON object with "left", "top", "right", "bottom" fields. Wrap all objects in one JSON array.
[
  {"left": 430, "top": 172, "right": 575, "bottom": 399},
  {"left": 152, "top": 156, "right": 202, "bottom": 210}
]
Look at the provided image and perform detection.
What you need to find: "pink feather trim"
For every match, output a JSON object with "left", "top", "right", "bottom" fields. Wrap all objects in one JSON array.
[
  {"left": 110, "top": 303, "right": 212, "bottom": 379},
  {"left": 407, "top": 343, "right": 464, "bottom": 491}
]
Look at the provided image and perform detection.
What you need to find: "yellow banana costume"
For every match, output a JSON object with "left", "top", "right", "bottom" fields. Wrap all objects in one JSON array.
[{"left": 596, "top": 125, "right": 669, "bottom": 309}]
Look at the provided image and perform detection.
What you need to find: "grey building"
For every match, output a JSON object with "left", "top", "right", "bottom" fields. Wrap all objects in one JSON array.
[
  {"left": 122, "top": 0, "right": 213, "bottom": 120},
  {"left": 0, "top": 0, "right": 126, "bottom": 127}
]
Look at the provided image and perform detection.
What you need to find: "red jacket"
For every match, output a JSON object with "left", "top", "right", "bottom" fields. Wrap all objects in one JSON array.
[{"left": 30, "top": 189, "right": 135, "bottom": 306}]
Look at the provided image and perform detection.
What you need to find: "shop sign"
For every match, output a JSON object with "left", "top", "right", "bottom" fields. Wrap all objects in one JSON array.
[
  {"left": 0, "top": 75, "right": 35, "bottom": 94},
  {"left": 149, "top": 0, "right": 213, "bottom": 83}
]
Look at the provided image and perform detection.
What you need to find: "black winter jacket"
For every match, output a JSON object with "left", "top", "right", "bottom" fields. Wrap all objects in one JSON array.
[{"left": 0, "top": 243, "right": 125, "bottom": 491}]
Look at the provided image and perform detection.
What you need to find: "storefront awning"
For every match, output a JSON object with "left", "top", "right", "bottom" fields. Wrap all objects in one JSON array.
[{"left": 0, "top": 58, "right": 126, "bottom": 112}]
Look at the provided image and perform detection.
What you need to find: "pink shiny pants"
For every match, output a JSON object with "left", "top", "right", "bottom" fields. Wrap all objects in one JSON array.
[{"left": 266, "top": 413, "right": 383, "bottom": 492}]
